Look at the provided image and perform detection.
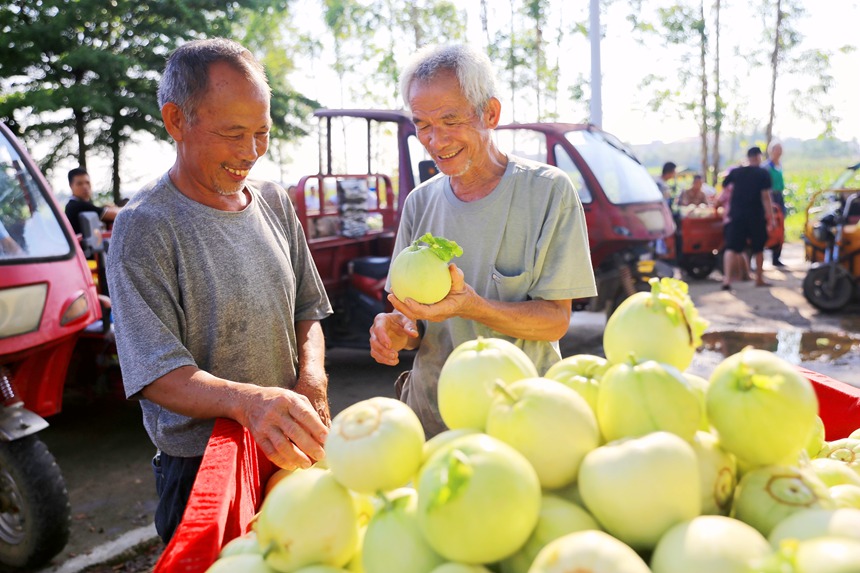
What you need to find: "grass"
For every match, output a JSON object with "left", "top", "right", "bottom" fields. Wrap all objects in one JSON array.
[{"left": 782, "top": 163, "right": 853, "bottom": 242}]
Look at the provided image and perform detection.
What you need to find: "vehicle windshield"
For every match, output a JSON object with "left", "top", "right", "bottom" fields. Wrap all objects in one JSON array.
[
  {"left": 0, "top": 133, "right": 72, "bottom": 261},
  {"left": 565, "top": 130, "right": 663, "bottom": 205},
  {"left": 829, "top": 164, "right": 860, "bottom": 190}
]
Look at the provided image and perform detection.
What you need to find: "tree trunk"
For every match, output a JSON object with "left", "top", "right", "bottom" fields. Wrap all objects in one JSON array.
[
  {"left": 110, "top": 120, "right": 121, "bottom": 202},
  {"left": 535, "top": 16, "right": 543, "bottom": 121},
  {"left": 766, "top": 0, "right": 783, "bottom": 148},
  {"left": 480, "top": 0, "right": 490, "bottom": 46},
  {"left": 74, "top": 108, "right": 87, "bottom": 170},
  {"left": 698, "top": 0, "right": 708, "bottom": 181},
  {"left": 509, "top": 0, "right": 516, "bottom": 122},
  {"left": 711, "top": 0, "right": 722, "bottom": 185}
]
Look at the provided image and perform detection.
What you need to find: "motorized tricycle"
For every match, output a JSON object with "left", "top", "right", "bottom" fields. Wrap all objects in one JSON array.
[
  {"left": 292, "top": 110, "right": 676, "bottom": 345},
  {"left": 661, "top": 202, "right": 785, "bottom": 281},
  {"left": 802, "top": 162, "right": 860, "bottom": 311},
  {"left": 0, "top": 121, "right": 103, "bottom": 570}
]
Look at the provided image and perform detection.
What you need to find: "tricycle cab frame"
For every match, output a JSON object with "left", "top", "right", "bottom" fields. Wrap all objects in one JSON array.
[
  {"left": 0, "top": 121, "right": 101, "bottom": 570},
  {"left": 0, "top": 121, "right": 101, "bottom": 417}
]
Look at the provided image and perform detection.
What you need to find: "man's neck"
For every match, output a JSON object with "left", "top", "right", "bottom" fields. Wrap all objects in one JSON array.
[{"left": 449, "top": 151, "right": 509, "bottom": 202}]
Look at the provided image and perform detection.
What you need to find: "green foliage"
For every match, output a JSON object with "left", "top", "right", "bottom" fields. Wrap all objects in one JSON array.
[{"left": 0, "top": 0, "right": 314, "bottom": 199}]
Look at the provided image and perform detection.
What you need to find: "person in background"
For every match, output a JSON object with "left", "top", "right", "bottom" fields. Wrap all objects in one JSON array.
[
  {"left": 715, "top": 179, "right": 750, "bottom": 284},
  {"left": 369, "top": 43, "right": 596, "bottom": 437},
  {"left": 107, "top": 38, "right": 332, "bottom": 544},
  {"left": 677, "top": 174, "right": 710, "bottom": 208},
  {"left": 720, "top": 147, "right": 775, "bottom": 290},
  {"left": 0, "top": 220, "right": 23, "bottom": 256},
  {"left": 655, "top": 161, "right": 678, "bottom": 206},
  {"left": 64, "top": 167, "right": 120, "bottom": 235},
  {"left": 766, "top": 140, "right": 786, "bottom": 267}
]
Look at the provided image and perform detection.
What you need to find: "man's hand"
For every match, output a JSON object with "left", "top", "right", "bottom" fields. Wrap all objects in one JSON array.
[
  {"left": 369, "top": 312, "right": 420, "bottom": 366},
  {"left": 237, "top": 385, "right": 329, "bottom": 471},
  {"left": 389, "top": 264, "right": 476, "bottom": 323}
]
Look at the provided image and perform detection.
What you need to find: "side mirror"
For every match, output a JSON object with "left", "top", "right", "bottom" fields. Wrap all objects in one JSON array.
[{"left": 78, "top": 212, "right": 105, "bottom": 258}]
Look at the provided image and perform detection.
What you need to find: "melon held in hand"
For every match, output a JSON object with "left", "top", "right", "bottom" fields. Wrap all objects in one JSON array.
[{"left": 389, "top": 233, "right": 463, "bottom": 304}]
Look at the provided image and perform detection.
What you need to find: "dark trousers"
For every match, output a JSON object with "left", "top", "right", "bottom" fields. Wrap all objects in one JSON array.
[{"left": 152, "top": 451, "right": 203, "bottom": 544}]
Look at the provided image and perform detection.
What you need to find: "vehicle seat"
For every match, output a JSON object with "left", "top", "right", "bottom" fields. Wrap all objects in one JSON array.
[
  {"left": 350, "top": 256, "right": 390, "bottom": 280},
  {"left": 846, "top": 193, "right": 860, "bottom": 225}
]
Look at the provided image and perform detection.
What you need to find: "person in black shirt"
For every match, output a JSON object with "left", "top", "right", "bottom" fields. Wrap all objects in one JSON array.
[
  {"left": 64, "top": 167, "right": 119, "bottom": 235},
  {"left": 720, "top": 147, "right": 776, "bottom": 290}
]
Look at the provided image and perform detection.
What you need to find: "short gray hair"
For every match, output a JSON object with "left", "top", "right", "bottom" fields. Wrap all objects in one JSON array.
[
  {"left": 157, "top": 38, "right": 270, "bottom": 124},
  {"left": 399, "top": 44, "right": 497, "bottom": 115}
]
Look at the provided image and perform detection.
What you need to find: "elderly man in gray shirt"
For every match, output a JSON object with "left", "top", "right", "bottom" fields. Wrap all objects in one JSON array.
[{"left": 108, "top": 38, "right": 332, "bottom": 543}]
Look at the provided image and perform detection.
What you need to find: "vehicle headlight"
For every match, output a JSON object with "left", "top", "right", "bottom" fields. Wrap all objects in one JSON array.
[
  {"left": 60, "top": 291, "right": 89, "bottom": 326},
  {"left": 0, "top": 283, "right": 47, "bottom": 339}
]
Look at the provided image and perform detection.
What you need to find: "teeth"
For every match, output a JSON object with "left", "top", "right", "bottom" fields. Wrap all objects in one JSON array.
[
  {"left": 225, "top": 166, "right": 250, "bottom": 177},
  {"left": 439, "top": 151, "right": 458, "bottom": 159}
]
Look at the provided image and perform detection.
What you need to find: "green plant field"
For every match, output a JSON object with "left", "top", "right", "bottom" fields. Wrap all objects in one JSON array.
[{"left": 782, "top": 159, "right": 856, "bottom": 242}]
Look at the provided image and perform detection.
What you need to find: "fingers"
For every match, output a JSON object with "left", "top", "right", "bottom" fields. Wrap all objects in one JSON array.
[
  {"left": 286, "top": 397, "right": 328, "bottom": 460},
  {"left": 449, "top": 263, "right": 465, "bottom": 291},
  {"left": 369, "top": 312, "right": 418, "bottom": 365},
  {"left": 250, "top": 389, "right": 328, "bottom": 469}
]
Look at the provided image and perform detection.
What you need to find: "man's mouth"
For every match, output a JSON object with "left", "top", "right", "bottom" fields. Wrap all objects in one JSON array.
[
  {"left": 437, "top": 150, "right": 460, "bottom": 161},
  {"left": 224, "top": 166, "right": 250, "bottom": 178}
]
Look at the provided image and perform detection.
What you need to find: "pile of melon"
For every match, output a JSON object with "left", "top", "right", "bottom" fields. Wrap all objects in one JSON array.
[{"left": 207, "top": 278, "right": 860, "bottom": 573}]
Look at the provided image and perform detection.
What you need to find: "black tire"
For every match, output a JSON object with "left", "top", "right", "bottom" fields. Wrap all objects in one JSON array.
[
  {"left": 802, "top": 265, "right": 855, "bottom": 312},
  {"left": 0, "top": 435, "right": 70, "bottom": 571},
  {"left": 606, "top": 279, "right": 651, "bottom": 319},
  {"left": 682, "top": 259, "right": 717, "bottom": 280}
]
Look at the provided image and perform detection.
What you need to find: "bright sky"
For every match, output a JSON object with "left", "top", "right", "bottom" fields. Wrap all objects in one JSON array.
[{"left": 46, "top": 0, "right": 860, "bottom": 197}]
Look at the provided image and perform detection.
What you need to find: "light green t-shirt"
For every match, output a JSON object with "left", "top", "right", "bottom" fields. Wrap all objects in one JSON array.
[{"left": 388, "top": 155, "right": 596, "bottom": 436}]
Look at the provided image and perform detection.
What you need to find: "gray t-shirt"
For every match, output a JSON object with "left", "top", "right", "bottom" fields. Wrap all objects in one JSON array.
[
  {"left": 388, "top": 155, "right": 596, "bottom": 436},
  {"left": 107, "top": 174, "right": 332, "bottom": 457}
]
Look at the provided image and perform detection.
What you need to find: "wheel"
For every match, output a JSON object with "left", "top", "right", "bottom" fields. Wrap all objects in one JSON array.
[
  {"left": 606, "top": 278, "right": 651, "bottom": 318},
  {"left": 802, "top": 265, "right": 855, "bottom": 312},
  {"left": 0, "top": 435, "right": 70, "bottom": 571},
  {"left": 682, "top": 258, "right": 717, "bottom": 280}
]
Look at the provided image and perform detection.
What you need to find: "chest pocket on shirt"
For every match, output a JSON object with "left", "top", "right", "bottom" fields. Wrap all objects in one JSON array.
[{"left": 491, "top": 268, "right": 532, "bottom": 302}]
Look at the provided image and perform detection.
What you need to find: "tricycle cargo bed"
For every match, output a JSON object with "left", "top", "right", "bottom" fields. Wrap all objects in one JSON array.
[{"left": 153, "top": 367, "right": 860, "bottom": 572}]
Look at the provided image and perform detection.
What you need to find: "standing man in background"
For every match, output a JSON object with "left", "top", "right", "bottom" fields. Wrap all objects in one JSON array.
[
  {"left": 656, "top": 161, "right": 678, "bottom": 206},
  {"left": 720, "top": 147, "right": 776, "bottom": 290},
  {"left": 64, "top": 167, "right": 120, "bottom": 235},
  {"left": 766, "top": 140, "right": 786, "bottom": 267}
]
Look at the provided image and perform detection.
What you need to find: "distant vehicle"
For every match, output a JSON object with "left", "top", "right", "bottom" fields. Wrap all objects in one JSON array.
[
  {"left": 0, "top": 121, "right": 104, "bottom": 570},
  {"left": 289, "top": 110, "right": 676, "bottom": 348},
  {"left": 802, "top": 162, "right": 860, "bottom": 311}
]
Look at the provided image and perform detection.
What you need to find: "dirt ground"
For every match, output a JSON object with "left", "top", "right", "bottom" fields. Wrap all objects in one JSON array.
[{"left": 44, "top": 241, "right": 860, "bottom": 573}]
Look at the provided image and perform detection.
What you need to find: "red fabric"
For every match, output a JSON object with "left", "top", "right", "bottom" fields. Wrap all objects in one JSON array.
[
  {"left": 796, "top": 366, "right": 860, "bottom": 441},
  {"left": 153, "top": 419, "right": 277, "bottom": 573},
  {"left": 155, "top": 370, "right": 860, "bottom": 571}
]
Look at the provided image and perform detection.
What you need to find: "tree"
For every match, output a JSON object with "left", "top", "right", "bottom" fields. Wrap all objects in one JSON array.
[
  {"left": 0, "top": 0, "right": 314, "bottom": 200},
  {"left": 757, "top": 0, "right": 848, "bottom": 145},
  {"left": 710, "top": 0, "right": 722, "bottom": 184},
  {"left": 637, "top": 2, "right": 713, "bottom": 180}
]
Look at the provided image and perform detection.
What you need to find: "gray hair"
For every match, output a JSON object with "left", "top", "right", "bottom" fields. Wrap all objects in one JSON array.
[
  {"left": 767, "top": 139, "right": 783, "bottom": 154},
  {"left": 157, "top": 38, "right": 270, "bottom": 124},
  {"left": 399, "top": 44, "right": 497, "bottom": 115}
]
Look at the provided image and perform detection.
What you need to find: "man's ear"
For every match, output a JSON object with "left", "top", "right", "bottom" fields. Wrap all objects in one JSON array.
[
  {"left": 162, "top": 103, "right": 186, "bottom": 142},
  {"left": 483, "top": 97, "right": 502, "bottom": 129}
]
